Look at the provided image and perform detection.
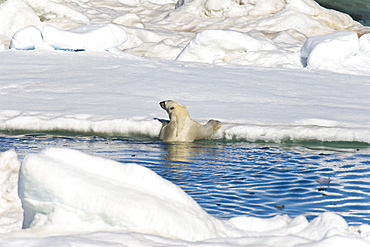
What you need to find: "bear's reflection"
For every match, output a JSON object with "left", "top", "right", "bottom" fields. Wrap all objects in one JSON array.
[{"left": 161, "top": 141, "right": 219, "bottom": 162}]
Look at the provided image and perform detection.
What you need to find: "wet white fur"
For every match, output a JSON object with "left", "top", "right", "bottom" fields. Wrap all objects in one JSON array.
[{"left": 159, "top": 100, "right": 221, "bottom": 142}]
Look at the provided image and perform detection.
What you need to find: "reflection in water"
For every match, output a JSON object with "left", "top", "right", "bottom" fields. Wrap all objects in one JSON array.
[
  {"left": 162, "top": 142, "right": 195, "bottom": 162},
  {"left": 161, "top": 141, "right": 220, "bottom": 162}
]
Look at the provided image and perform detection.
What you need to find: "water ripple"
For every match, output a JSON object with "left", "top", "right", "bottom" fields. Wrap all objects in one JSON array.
[{"left": 1, "top": 134, "right": 370, "bottom": 225}]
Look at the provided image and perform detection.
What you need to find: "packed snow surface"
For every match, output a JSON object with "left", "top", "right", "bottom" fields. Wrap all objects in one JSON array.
[
  {"left": 0, "top": 50, "right": 369, "bottom": 144},
  {"left": 1, "top": 0, "right": 370, "bottom": 245}
]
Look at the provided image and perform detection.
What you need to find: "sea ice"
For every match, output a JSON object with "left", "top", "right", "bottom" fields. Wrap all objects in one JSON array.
[
  {"left": 359, "top": 33, "right": 370, "bottom": 51},
  {"left": 3, "top": 148, "right": 368, "bottom": 246},
  {"left": 19, "top": 148, "right": 227, "bottom": 241},
  {"left": 10, "top": 24, "right": 128, "bottom": 51},
  {"left": 9, "top": 26, "right": 44, "bottom": 50},
  {"left": 2, "top": 0, "right": 370, "bottom": 72},
  {"left": 0, "top": 150, "right": 22, "bottom": 233},
  {"left": 176, "top": 29, "right": 278, "bottom": 63},
  {"left": 1, "top": 0, "right": 370, "bottom": 245},
  {"left": 43, "top": 24, "right": 128, "bottom": 51},
  {"left": 22, "top": 0, "right": 89, "bottom": 28},
  {"left": 300, "top": 31, "right": 360, "bottom": 70},
  {"left": 0, "top": 0, "right": 41, "bottom": 44}
]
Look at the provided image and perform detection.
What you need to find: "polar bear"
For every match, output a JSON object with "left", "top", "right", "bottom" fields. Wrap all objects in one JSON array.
[{"left": 159, "top": 100, "right": 221, "bottom": 142}]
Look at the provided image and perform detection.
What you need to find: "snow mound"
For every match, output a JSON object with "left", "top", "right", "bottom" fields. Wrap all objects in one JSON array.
[
  {"left": 0, "top": 0, "right": 41, "bottom": 43},
  {"left": 9, "top": 26, "right": 44, "bottom": 50},
  {"left": 171, "top": 0, "right": 364, "bottom": 38},
  {"left": 228, "top": 212, "right": 349, "bottom": 241},
  {"left": 176, "top": 29, "right": 278, "bottom": 63},
  {"left": 10, "top": 24, "right": 128, "bottom": 52},
  {"left": 43, "top": 24, "right": 128, "bottom": 51},
  {"left": 0, "top": 150, "right": 21, "bottom": 214},
  {"left": 300, "top": 31, "right": 359, "bottom": 70},
  {"left": 0, "top": 150, "right": 22, "bottom": 233},
  {"left": 23, "top": 0, "right": 89, "bottom": 27},
  {"left": 359, "top": 33, "right": 370, "bottom": 51},
  {"left": 0, "top": 0, "right": 89, "bottom": 46},
  {"left": 203, "top": 0, "right": 285, "bottom": 18},
  {"left": 18, "top": 148, "right": 227, "bottom": 240}
]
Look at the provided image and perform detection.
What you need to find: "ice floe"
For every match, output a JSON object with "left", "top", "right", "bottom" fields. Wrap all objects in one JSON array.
[
  {"left": 10, "top": 24, "right": 127, "bottom": 51},
  {"left": 1, "top": 148, "right": 370, "bottom": 246}
]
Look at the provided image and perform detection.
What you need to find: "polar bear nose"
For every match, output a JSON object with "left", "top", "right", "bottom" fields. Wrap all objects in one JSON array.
[{"left": 159, "top": 101, "right": 166, "bottom": 109}]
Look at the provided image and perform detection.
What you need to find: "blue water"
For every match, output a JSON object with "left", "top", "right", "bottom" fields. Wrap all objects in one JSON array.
[
  {"left": 315, "top": 0, "right": 370, "bottom": 26},
  {"left": 1, "top": 133, "right": 370, "bottom": 225}
]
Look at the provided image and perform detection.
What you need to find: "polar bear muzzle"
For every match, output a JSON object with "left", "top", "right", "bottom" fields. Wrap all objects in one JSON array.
[{"left": 159, "top": 101, "right": 166, "bottom": 110}]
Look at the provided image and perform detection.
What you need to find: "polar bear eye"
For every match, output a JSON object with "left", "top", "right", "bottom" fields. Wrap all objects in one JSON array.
[{"left": 170, "top": 107, "right": 175, "bottom": 110}]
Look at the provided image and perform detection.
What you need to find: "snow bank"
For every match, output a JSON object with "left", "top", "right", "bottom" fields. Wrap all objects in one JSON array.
[
  {"left": 9, "top": 26, "right": 44, "bottom": 50},
  {"left": 2, "top": 0, "right": 370, "bottom": 73},
  {"left": 22, "top": 0, "right": 89, "bottom": 27},
  {"left": 227, "top": 212, "right": 367, "bottom": 245},
  {"left": 10, "top": 24, "right": 128, "bottom": 51},
  {"left": 0, "top": 150, "right": 22, "bottom": 233},
  {"left": 221, "top": 122, "right": 370, "bottom": 144},
  {"left": 300, "top": 31, "right": 359, "bottom": 70},
  {"left": 0, "top": 111, "right": 162, "bottom": 138},
  {"left": 43, "top": 24, "right": 127, "bottom": 51},
  {"left": 176, "top": 29, "right": 278, "bottom": 63},
  {"left": 359, "top": 33, "right": 370, "bottom": 51},
  {"left": 2, "top": 111, "right": 370, "bottom": 144},
  {"left": 169, "top": 0, "right": 370, "bottom": 70},
  {"left": 0, "top": 0, "right": 41, "bottom": 44},
  {"left": 171, "top": 0, "right": 364, "bottom": 37},
  {"left": 19, "top": 148, "right": 227, "bottom": 240},
  {"left": 0, "top": 0, "right": 88, "bottom": 45}
]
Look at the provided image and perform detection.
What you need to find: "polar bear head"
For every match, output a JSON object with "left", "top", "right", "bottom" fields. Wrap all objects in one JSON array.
[{"left": 159, "top": 100, "right": 190, "bottom": 120}]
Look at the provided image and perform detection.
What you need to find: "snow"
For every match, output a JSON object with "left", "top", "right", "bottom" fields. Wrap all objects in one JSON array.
[
  {"left": 0, "top": 50, "right": 369, "bottom": 144},
  {"left": 0, "top": 0, "right": 41, "bottom": 44},
  {"left": 19, "top": 148, "right": 227, "bottom": 240},
  {"left": 42, "top": 24, "right": 128, "bottom": 51},
  {"left": 3, "top": 147, "right": 370, "bottom": 246},
  {"left": 10, "top": 24, "right": 128, "bottom": 51},
  {"left": 359, "top": 33, "right": 370, "bottom": 51},
  {"left": 9, "top": 26, "right": 44, "bottom": 50},
  {"left": 1, "top": 0, "right": 370, "bottom": 245},
  {"left": 0, "top": 150, "right": 22, "bottom": 234},
  {"left": 300, "top": 31, "right": 360, "bottom": 70},
  {"left": 176, "top": 29, "right": 278, "bottom": 63}
]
